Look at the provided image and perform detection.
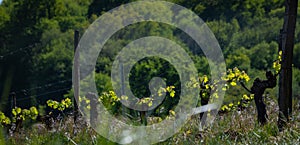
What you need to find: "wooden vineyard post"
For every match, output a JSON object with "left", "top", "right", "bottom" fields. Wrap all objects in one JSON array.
[
  {"left": 86, "top": 92, "right": 98, "bottom": 127},
  {"left": 74, "top": 30, "right": 80, "bottom": 126},
  {"left": 10, "top": 92, "right": 16, "bottom": 126},
  {"left": 9, "top": 92, "right": 22, "bottom": 132},
  {"left": 10, "top": 92, "right": 16, "bottom": 110},
  {"left": 278, "top": 0, "right": 298, "bottom": 130},
  {"left": 120, "top": 59, "right": 125, "bottom": 114}
]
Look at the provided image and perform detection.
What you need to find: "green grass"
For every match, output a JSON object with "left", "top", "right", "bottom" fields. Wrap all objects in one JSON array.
[{"left": 1, "top": 98, "right": 300, "bottom": 145}]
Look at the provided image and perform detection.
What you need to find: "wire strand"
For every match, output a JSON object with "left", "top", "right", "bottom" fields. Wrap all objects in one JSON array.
[
  {"left": 0, "top": 87, "right": 71, "bottom": 105},
  {"left": 0, "top": 43, "right": 39, "bottom": 60},
  {"left": 13, "top": 79, "right": 72, "bottom": 94}
]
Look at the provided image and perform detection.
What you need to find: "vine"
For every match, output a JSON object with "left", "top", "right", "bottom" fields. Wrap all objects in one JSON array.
[
  {"left": 220, "top": 50, "right": 282, "bottom": 116},
  {"left": 193, "top": 67, "right": 251, "bottom": 115},
  {"left": 12, "top": 107, "right": 39, "bottom": 122},
  {"left": 0, "top": 111, "right": 11, "bottom": 126},
  {"left": 0, "top": 107, "right": 39, "bottom": 127},
  {"left": 47, "top": 98, "right": 72, "bottom": 111}
]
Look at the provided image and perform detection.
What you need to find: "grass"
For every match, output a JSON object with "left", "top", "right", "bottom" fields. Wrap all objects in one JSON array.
[{"left": 1, "top": 98, "right": 299, "bottom": 145}]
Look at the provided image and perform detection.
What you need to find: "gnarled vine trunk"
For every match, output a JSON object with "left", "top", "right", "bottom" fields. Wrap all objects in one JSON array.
[{"left": 250, "top": 71, "right": 277, "bottom": 125}]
